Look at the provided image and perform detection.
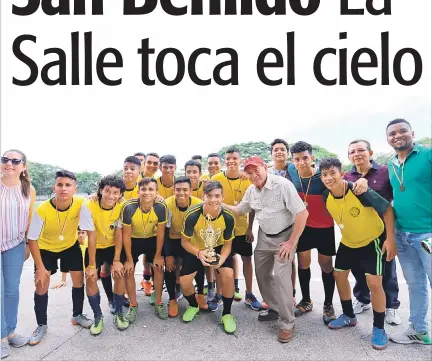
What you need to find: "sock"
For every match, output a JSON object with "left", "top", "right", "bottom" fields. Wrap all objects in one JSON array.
[
  {"left": 293, "top": 288, "right": 296, "bottom": 297},
  {"left": 34, "top": 292, "right": 48, "bottom": 325},
  {"left": 234, "top": 279, "right": 239, "bottom": 291},
  {"left": 341, "top": 299, "right": 355, "bottom": 318},
  {"left": 322, "top": 270, "right": 335, "bottom": 305},
  {"left": 72, "top": 287, "right": 85, "bottom": 317},
  {"left": 222, "top": 296, "right": 234, "bottom": 316},
  {"left": 195, "top": 270, "right": 204, "bottom": 294},
  {"left": 185, "top": 294, "right": 198, "bottom": 308},
  {"left": 175, "top": 283, "right": 181, "bottom": 293},
  {"left": 87, "top": 292, "right": 102, "bottom": 319},
  {"left": 100, "top": 275, "right": 113, "bottom": 303},
  {"left": 298, "top": 268, "right": 311, "bottom": 302},
  {"left": 113, "top": 293, "right": 124, "bottom": 314},
  {"left": 143, "top": 273, "right": 151, "bottom": 281},
  {"left": 208, "top": 282, "right": 214, "bottom": 290},
  {"left": 373, "top": 310, "right": 385, "bottom": 329},
  {"left": 164, "top": 270, "right": 177, "bottom": 300}
]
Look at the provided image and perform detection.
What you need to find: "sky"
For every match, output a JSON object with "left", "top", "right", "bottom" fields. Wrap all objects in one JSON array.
[{"left": 1, "top": 1, "right": 431, "bottom": 174}]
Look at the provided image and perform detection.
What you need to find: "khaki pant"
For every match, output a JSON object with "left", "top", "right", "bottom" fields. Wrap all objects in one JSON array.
[{"left": 254, "top": 227, "right": 295, "bottom": 331}]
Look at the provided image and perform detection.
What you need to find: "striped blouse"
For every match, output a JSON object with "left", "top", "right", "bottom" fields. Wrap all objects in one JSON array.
[{"left": 0, "top": 183, "right": 31, "bottom": 252}]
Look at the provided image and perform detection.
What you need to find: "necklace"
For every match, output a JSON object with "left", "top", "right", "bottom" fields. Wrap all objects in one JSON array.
[
  {"left": 298, "top": 168, "right": 314, "bottom": 207},
  {"left": 99, "top": 202, "right": 116, "bottom": 240},
  {"left": 140, "top": 201, "right": 152, "bottom": 238},
  {"left": 225, "top": 172, "right": 242, "bottom": 205},
  {"left": 55, "top": 198, "right": 73, "bottom": 241},
  {"left": 391, "top": 161, "right": 406, "bottom": 191},
  {"left": 337, "top": 181, "right": 347, "bottom": 230}
]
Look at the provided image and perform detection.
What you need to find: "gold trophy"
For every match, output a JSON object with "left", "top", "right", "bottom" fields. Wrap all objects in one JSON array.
[{"left": 199, "top": 213, "right": 222, "bottom": 265}]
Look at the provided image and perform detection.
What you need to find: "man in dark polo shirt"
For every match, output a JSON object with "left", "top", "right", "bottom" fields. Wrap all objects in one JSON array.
[
  {"left": 344, "top": 139, "right": 401, "bottom": 326},
  {"left": 384, "top": 119, "right": 431, "bottom": 346}
]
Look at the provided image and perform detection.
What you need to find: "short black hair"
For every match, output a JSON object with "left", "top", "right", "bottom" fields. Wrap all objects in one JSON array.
[
  {"left": 207, "top": 153, "right": 221, "bottom": 159},
  {"left": 191, "top": 155, "right": 202, "bottom": 161},
  {"left": 386, "top": 118, "right": 412, "bottom": 131},
  {"left": 55, "top": 170, "right": 76, "bottom": 181},
  {"left": 138, "top": 177, "right": 158, "bottom": 190},
  {"left": 146, "top": 152, "right": 160, "bottom": 159},
  {"left": 203, "top": 180, "right": 223, "bottom": 195},
  {"left": 184, "top": 160, "right": 202, "bottom": 173},
  {"left": 97, "top": 174, "right": 126, "bottom": 201},
  {"left": 349, "top": 139, "right": 371, "bottom": 151},
  {"left": 174, "top": 176, "right": 191, "bottom": 187},
  {"left": 271, "top": 138, "right": 289, "bottom": 153},
  {"left": 124, "top": 156, "right": 141, "bottom": 167},
  {"left": 225, "top": 146, "right": 241, "bottom": 156},
  {"left": 291, "top": 141, "right": 313, "bottom": 155},
  {"left": 160, "top": 155, "right": 176, "bottom": 165},
  {"left": 319, "top": 158, "right": 342, "bottom": 172},
  {"left": 134, "top": 152, "right": 146, "bottom": 158}
]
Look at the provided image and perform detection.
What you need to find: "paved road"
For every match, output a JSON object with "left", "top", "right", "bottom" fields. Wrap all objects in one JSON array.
[{"left": 6, "top": 224, "right": 431, "bottom": 360}]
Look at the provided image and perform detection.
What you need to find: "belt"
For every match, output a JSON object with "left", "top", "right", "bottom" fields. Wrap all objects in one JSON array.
[{"left": 263, "top": 224, "right": 293, "bottom": 238}]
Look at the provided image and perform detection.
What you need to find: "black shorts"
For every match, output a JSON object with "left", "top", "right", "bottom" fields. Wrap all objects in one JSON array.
[
  {"left": 296, "top": 226, "right": 336, "bottom": 256},
  {"left": 335, "top": 234, "right": 386, "bottom": 276},
  {"left": 231, "top": 235, "right": 253, "bottom": 257},
  {"left": 84, "top": 246, "right": 123, "bottom": 268},
  {"left": 180, "top": 245, "right": 233, "bottom": 276},
  {"left": 39, "top": 241, "right": 83, "bottom": 276},
  {"left": 128, "top": 237, "right": 158, "bottom": 265},
  {"left": 164, "top": 237, "right": 186, "bottom": 259}
]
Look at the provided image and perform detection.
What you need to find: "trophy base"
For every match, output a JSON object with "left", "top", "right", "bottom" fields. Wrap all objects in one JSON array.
[{"left": 209, "top": 255, "right": 220, "bottom": 266}]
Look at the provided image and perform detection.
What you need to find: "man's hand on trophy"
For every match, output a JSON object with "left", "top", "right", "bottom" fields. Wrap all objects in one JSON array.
[
  {"left": 165, "top": 256, "right": 176, "bottom": 272},
  {"left": 198, "top": 250, "right": 212, "bottom": 266},
  {"left": 153, "top": 254, "right": 165, "bottom": 270}
]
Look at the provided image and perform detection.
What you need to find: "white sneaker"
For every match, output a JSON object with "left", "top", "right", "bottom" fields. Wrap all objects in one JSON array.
[
  {"left": 352, "top": 299, "right": 371, "bottom": 314},
  {"left": 390, "top": 324, "right": 431, "bottom": 345},
  {"left": 385, "top": 308, "right": 402, "bottom": 325}
]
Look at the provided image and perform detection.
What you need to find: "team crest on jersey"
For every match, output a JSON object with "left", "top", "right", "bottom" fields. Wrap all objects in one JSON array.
[{"left": 349, "top": 207, "right": 360, "bottom": 217}]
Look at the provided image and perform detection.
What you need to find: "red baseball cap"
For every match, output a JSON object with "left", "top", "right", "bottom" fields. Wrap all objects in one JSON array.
[{"left": 243, "top": 156, "right": 265, "bottom": 170}]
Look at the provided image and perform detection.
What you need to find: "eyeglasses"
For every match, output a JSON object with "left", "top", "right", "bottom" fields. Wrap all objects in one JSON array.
[{"left": 1, "top": 157, "right": 24, "bottom": 166}]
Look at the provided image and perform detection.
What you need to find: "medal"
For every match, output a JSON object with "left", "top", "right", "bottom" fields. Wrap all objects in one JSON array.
[
  {"left": 299, "top": 171, "right": 313, "bottom": 211},
  {"left": 400, "top": 185, "right": 405, "bottom": 191},
  {"left": 59, "top": 235, "right": 64, "bottom": 241},
  {"left": 304, "top": 201, "right": 308, "bottom": 207},
  {"left": 339, "top": 224, "right": 344, "bottom": 230},
  {"left": 391, "top": 161, "right": 406, "bottom": 192},
  {"left": 54, "top": 198, "right": 72, "bottom": 243}
]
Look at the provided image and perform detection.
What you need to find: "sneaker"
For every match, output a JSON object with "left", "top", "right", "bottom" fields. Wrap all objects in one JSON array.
[
  {"left": 258, "top": 309, "right": 279, "bottom": 321},
  {"left": 114, "top": 313, "right": 129, "bottom": 330},
  {"left": 385, "top": 308, "right": 401, "bottom": 326},
  {"left": 183, "top": 306, "right": 199, "bottom": 322},
  {"left": 372, "top": 327, "right": 388, "bottom": 350},
  {"left": 261, "top": 301, "right": 269, "bottom": 310},
  {"left": 155, "top": 302, "right": 168, "bottom": 320},
  {"left": 221, "top": 314, "right": 237, "bottom": 334},
  {"left": 125, "top": 305, "right": 138, "bottom": 324},
  {"left": 208, "top": 295, "right": 222, "bottom": 312},
  {"left": 1, "top": 341, "right": 10, "bottom": 359},
  {"left": 149, "top": 291, "right": 156, "bottom": 305},
  {"left": 294, "top": 299, "right": 313, "bottom": 317},
  {"left": 353, "top": 299, "right": 371, "bottom": 314},
  {"left": 197, "top": 294, "right": 209, "bottom": 311},
  {"left": 244, "top": 293, "right": 262, "bottom": 311},
  {"left": 142, "top": 280, "right": 152, "bottom": 296},
  {"left": 390, "top": 324, "right": 432, "bottom": 345},
  {"left": 28, "top": 325, "right": 48, "bottom": 346},
  {"left": 90, "top": 316, "right": 104, "bottom": 336},
  {"left": 207, "top": 288, "right": 215, "bottom": 302},
  {"left": 322, "top": 303, "right": 336, "bottom": 325},
  {"left": 203, "top": 285, "right": 208, "bottom": 296},
  {"left": 328, "top": 314, "right": 357, "bottom": 330},
  {"left": 8, "top": 334, "right": 30, "bottom": 348},
  {"left": 168, "top": 299, "right": 179, "bottom": 318},
  {"left": 108, "top": 302, "right": 116, "bottom": 315},
  {"left": 71, "top": 314, "right": 93, "bottom": 329},
  {"left": 234, "top": 289, "right": 242, "bottom": 301},
  {"left": 176, "top": 290, "right": 183, "bottom": 302}
]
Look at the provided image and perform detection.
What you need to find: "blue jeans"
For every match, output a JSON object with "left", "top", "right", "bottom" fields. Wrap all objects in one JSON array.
[
  {"left": 1, "top": 241, "right": 26, "bottom": 339},
  {"left": 395, "top": 229, "right": 431, "bottom": 333}
]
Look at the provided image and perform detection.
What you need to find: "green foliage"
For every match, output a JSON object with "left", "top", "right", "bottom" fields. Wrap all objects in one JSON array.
[
  {"left": 309, "top": 145, "right": 337, "bottom": 161},
  {"left": 76, "top": 171, "right": 103, "bottom": 195},
  {"left": 417, "top": 137, "right": 432, "bottom": 146},
  {"left": 218, "top": 142, "right": 272, "bottom": 163}
]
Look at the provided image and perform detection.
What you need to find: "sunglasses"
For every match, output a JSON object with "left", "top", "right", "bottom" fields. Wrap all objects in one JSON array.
[{"left": 1, "top": 157, "right": 24, "bottom": 166}]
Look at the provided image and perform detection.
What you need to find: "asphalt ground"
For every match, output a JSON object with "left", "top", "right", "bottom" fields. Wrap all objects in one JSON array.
[{"left": 4, "top": 224, "right": 431, "bottom": 360}]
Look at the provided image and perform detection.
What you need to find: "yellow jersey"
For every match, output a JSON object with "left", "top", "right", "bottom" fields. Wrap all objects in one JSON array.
[
  {"left": 28, "top": 196, "right": 85, "bottom": 253},
  {"left": 165, "top": 196, "right": 202, "bottom": 239},
  {"left": 157, "top": 176, "right": 175, "bottom": 199},
  {"left": 124, "top": 183, "right": 139, "bottom": 201},
  {"left": 191, "top": 181, "right": 204, "bottom": 200}
]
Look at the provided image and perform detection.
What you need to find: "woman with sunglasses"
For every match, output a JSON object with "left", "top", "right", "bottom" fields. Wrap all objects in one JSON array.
[{"left": 1, "top": 150, "right": 36, "bottom": 358}]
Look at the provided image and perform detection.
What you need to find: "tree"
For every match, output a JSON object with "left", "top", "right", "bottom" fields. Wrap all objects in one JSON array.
[
  {"left": 76, "top": 171, "right": 102, "bottom": 195},
  {"left": 218, "top": 142, "right": 272, "bottom": 163},
  {"left": 27, "top": 161, "right": 60, "bottom": 197}
]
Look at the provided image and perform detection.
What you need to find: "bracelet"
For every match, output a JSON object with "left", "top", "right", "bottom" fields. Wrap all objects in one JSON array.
[
  {"left": 113, "top": 260, "right": 121, "bottom": 263},
  {"left": 88, "top": 265, "right": 96, "bottom": 269}
]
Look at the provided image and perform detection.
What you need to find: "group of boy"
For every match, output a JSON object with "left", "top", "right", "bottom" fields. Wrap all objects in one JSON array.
[{"left": 25, "top": 118, "right": 430, "bottom": 350}]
